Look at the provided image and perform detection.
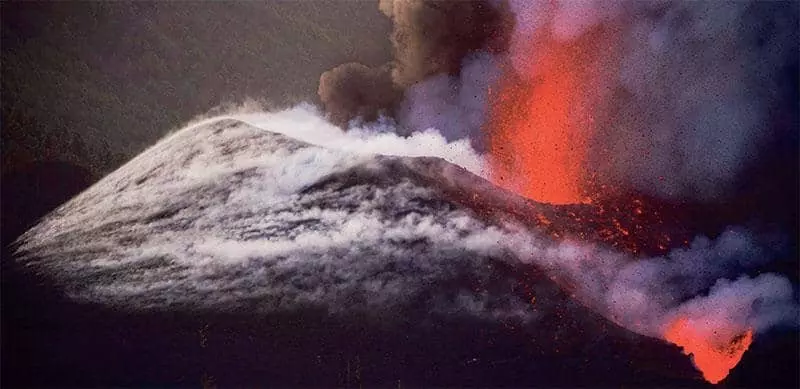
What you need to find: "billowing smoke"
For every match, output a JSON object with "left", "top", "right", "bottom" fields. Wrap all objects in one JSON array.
[
  {"left": 319, "top": 0, "right": 797, "bottom": 203},
  {"left": 495, "top": 0, "right": 798, "bottom": 202},
  {"left": 520, "top": 225, "right": 798, "bottom": 383},
  {"left": 378, "top": 0, "right": 510, "bottom": 86},
  {"left": 318, "top": 0, "right": 511, "bottom": 147},
  {"left": 521, "top": 228, "right": 798, "bottom": 339},
  {"left": 312, "top": 1, "right": 798, "bottom": 377},
  {"left": 396, "top": 52, "right": 501, "bottom": 145},
  {"left": 13, "top": 0, "right": 798, "bottom": 383},
  {"left": 591, "top": 1, "right": 799, "bottom": 201},
  {"left": 318, "top": 63, "right": 398, "bottom": 127}
]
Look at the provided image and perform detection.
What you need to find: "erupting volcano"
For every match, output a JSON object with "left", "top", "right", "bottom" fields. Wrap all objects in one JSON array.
[{"left": 5, "top": 0, "right": 798, "bottom": 388}]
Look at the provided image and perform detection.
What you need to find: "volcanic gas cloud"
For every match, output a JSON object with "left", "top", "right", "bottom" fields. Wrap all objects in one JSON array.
[{"left": 318, "top": 0, "right": 798, "bottom": 384}]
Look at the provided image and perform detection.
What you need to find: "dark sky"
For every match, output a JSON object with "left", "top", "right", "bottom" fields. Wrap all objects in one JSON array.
[
  {"left": 2, "top": 1, "right": 391, "bottom": 174},
  {"left": 1, "top": 1, "right": 392, "bottom": 243}
]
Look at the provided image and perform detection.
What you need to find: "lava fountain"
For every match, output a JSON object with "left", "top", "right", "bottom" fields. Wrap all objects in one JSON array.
[{"left": 487, "top": 26, "right": 618, "bottom": 205}]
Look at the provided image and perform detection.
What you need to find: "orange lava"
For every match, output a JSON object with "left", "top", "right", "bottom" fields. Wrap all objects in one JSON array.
[
  {"left": 665, "top": 317, "right": 754, "bottom": 384},
  {"left": 488, "top": 26, "right": 617, "bottom": 205}
]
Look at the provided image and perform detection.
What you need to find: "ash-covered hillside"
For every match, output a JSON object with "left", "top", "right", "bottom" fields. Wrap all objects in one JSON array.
[
  {"left": 10, "top": 117, "right": 702, "bottom": 386},
  {"left": 16, "top": 118, "right": 536, "bottom": 316},
  {"left": 11, "top": 113, "right": 797, "bottom": 387}
]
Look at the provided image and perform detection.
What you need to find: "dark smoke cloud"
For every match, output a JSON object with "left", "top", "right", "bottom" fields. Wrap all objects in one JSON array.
[
  {"left": 379, "top": 0, "right": 510, "bottom": 87},
  {"left": 306, "top": 0, "right": 799, "bottom": 349},
  {"left": 318, "top": 63, "right": 399, "bottom": 127},
  {"left": 318, "top": 0, "right": 511, "bottom": 133}
]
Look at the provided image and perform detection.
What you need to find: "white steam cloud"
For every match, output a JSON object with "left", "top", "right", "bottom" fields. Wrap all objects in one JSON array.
[
  {"left": 195, "top": 103, "right": 488, "bottom": 178},
  {"left": 520, "top": 229, "right": 799, "bottom": 342}
]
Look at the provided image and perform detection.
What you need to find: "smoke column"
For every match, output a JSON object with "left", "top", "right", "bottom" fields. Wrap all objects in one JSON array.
[{"left": 318, "top": 0, "right": 511, "bottom": 145}]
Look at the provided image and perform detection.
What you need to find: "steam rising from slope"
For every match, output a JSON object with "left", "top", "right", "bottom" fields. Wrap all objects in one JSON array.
[
  {"left": 13, "top": 0, "right": 799, "bottom": 383},
  {"left": 226, "top": 103, "right": 487, "bottom": 177}
]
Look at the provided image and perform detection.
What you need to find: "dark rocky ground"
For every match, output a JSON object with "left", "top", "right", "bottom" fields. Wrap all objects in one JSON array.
[{"left": 0, "top": 249, "right": 700, "bottom": 388}]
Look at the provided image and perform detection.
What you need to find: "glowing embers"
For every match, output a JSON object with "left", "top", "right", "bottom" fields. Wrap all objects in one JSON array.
[
  {"left": 665, "top": 317, "right": 754, "bottom": 384},
  {"left": 488, "top": 27, "right": 616, "bottom": 205}
]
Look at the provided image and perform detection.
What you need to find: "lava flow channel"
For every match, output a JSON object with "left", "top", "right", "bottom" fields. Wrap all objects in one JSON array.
[{"left": 665, "top": 317, "right": 754, "bottom": 384}]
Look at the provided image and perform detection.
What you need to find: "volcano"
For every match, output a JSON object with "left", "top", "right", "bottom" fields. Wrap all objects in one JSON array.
[{"left": 7, "top": 115, "right": 796, "bottom": 387}]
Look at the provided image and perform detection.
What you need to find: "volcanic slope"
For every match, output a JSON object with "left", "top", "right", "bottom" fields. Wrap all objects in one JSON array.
[{"left": 13, "top": 118, "right": 708, "bottom": 386}]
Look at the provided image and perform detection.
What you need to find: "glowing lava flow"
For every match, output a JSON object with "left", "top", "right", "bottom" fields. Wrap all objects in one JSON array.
[
  {"left": 488, "top": 27, "right": 616, "bottom": 205},
  {"left": 484, "top": 19, "right": 757, "bottom": 385},
  {"left": 665, "top": 317, "right": 754, "bottom": 384}
]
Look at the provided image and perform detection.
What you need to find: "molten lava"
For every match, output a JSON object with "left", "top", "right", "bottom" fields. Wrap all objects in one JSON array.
[
  {"left": 488, "top": 27, "right": 617, "bottom": 205},
  {"left": 665, "top": 317, "right": 754, "bottom": 384},
  {"left": 481, "top": 17, "right": 757, "bottom": 385}
]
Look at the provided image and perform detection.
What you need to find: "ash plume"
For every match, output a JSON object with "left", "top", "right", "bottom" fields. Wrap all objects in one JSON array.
[
  {"left": 318, "top": 63, "right": 399, "bottom": 127},
  {"left": 317, "top": 0, "right": 511, "bottom": 144},
  {"left": 10, "top": 0, "right": 798, "bottom": 383},
  {"left": 593, "top": 1, "right": 799, "bottom": 201},
  {"left": 396, "top": 52, "right": 500, "bottom": 145},
  {"left": 378, "top": 0, "right": 510, "bottom": 87}
]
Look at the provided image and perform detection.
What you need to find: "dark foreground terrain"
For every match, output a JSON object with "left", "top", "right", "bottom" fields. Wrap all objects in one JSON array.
[{"left": 3, "top": 252, "right": 797, "bottom": 388}]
